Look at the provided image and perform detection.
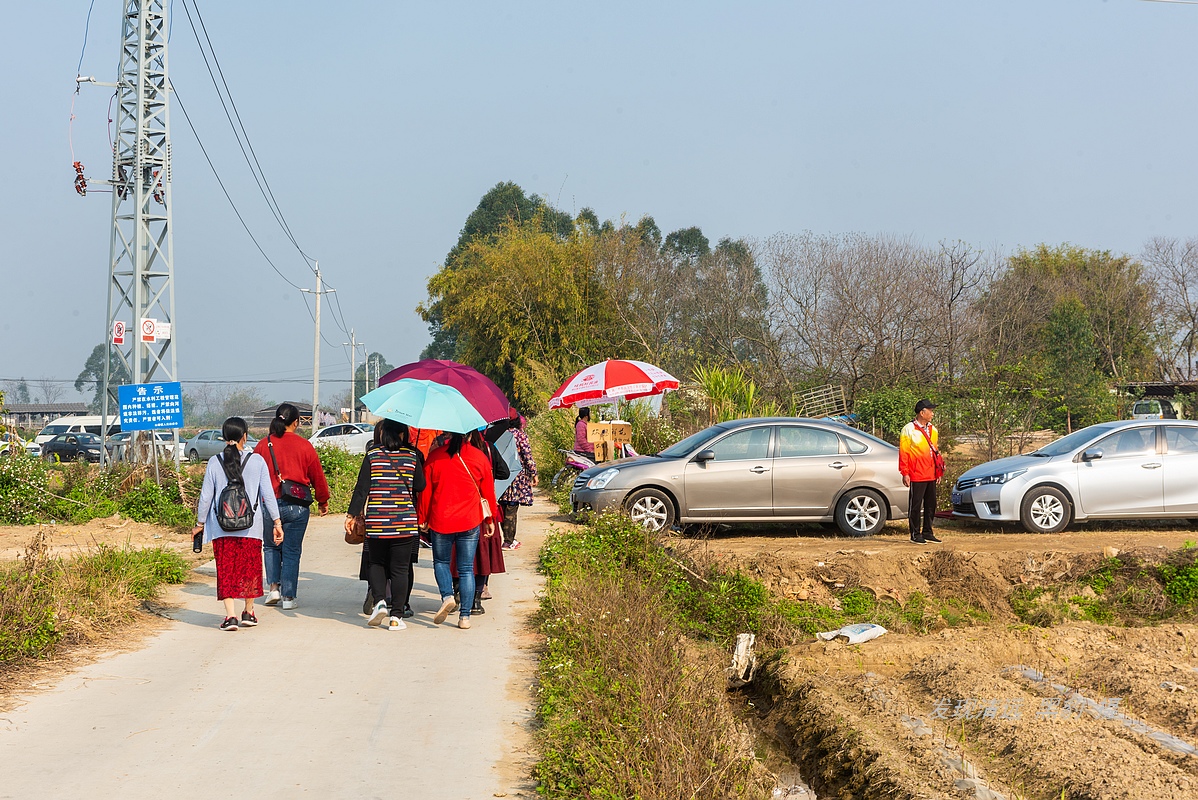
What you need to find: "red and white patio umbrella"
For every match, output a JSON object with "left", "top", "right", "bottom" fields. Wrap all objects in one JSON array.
[{"left": 547, "top": 359, "right": 680, "bottom": 409}]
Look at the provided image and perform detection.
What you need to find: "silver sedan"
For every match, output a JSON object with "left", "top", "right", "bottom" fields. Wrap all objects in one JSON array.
[
  {"left": 952, "top": 420, "right": 1198, "bottom": 533},
  {"left": 570, "top": 417, "right": 908, "bottom": 535}
]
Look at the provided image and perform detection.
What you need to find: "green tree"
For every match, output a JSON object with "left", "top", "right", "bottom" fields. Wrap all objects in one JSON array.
[
  {"left": 75, "top": 344, "right": 131, "bottom": 412},
  {"left": 1041, "top": 297, "right": 1114, "bottom": 432},
  {"left": 662, "top": 226, "right": 710, "bottom": 263},
  {"left": 420, "top": 214, "right": 616, "bottom": 404},
  {"left": 8, "top": 379, "right": 30, "bottom": 404},
  {"left": 422, "top": 182, "right": 574, "bottom": 360}
]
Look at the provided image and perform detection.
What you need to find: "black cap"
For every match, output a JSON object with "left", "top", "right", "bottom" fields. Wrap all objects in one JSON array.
[{"left": 914, "top": 399, "right": 937, "bottom": 415}]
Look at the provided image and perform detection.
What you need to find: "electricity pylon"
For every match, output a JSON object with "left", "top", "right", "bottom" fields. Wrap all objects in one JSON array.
[{"left": 95, "top": 0, "right": 178, "bottom": 464}]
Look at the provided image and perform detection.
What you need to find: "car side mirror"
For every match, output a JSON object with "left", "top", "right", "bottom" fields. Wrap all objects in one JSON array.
[
  {"left": 1081, "top": 448, "right": 1103, "bottom": 462},
  {"left": 694, "top": 449, "right": 715, "bottom": 463}
]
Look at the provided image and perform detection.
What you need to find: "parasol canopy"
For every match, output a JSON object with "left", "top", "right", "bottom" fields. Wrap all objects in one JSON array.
[{"left": 547, "top": 359, "right": 679, "bottom": 410}]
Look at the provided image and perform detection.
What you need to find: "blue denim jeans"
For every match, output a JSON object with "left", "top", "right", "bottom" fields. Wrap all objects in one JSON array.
[
  {"left": 431, "top": 526, "right": 479, "bottom": 618},
  {"left": 263, "top": 502, "right": 310, "bottom": 598}
]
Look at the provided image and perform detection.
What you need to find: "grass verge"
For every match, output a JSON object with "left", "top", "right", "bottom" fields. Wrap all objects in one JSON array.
[{"left": 0, "top": 531, "right": 188, "bottom": 665}]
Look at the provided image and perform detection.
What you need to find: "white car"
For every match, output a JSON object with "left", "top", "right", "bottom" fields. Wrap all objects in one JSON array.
[
  {"left": 310, "top": 423, "right": 374, "bottom": 453},
  {"left": 108, "top": 430, "right": 182, "bottom": 462},
  {"left": 0, "top": 432, "right": 41, "bottom": 458}
]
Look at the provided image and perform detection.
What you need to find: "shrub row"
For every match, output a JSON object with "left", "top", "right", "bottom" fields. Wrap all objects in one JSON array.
[{"left": 0, "top": 532, "right": 188, "bottom": 664}]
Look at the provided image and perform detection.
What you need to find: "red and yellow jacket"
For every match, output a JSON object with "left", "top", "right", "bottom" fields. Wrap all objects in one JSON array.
[{"left": 898, "top": 422, "right": 939, "bottom": 482}]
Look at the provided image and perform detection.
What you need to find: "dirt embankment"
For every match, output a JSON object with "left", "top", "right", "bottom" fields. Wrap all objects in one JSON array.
[
  {"left": 709, "top": 525, "right": 1198, "bottom": 799},
  {"left": 0, "top": 517, "right": 193, "bottom": 561}
]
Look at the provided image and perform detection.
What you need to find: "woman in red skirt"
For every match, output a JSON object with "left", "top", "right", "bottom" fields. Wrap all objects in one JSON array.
[{"left": 192, "top": 417, "right": 283, "bottom": 631}]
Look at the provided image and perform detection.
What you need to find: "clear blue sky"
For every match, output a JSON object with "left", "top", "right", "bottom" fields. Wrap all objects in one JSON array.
[{"left": 2, "top": 1, "right": 1196, "bottom": 405}]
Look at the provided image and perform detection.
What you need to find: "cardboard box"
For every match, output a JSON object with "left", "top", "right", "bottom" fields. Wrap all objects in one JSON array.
[
  {"left": 593, "top": 440, "right": 614, "bottom": 463},
  {"left": 586, "top": 421, "right": 633, "bottom": 446}
]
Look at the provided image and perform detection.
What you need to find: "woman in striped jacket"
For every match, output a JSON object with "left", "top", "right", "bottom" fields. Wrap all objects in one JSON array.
[{"left": 346, "top": 419, "right": 425, "bottom": 630}]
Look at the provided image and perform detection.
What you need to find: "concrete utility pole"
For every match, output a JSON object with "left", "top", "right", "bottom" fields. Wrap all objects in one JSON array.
[
  {"left": 92, "top": 0, "right": 178, "bottom": 465},
  {"left": 301, "top": 263, "right": 333, "bottom": 431},
  {"left": 344, "top": 329, "right": 358, "bottom": 424}
]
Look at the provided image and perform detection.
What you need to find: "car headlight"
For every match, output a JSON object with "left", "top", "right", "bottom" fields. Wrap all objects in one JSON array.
[
  {"left": 587, "top": 468, "right": 620, "bottom": 490},
  {"left": 978, "top": 469, "right": 1026, "bottom": 485}
]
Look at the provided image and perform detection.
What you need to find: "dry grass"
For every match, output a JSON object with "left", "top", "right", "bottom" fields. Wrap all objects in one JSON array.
[{"left": 0, "top": 529, "right": 187, "bottom": 666}]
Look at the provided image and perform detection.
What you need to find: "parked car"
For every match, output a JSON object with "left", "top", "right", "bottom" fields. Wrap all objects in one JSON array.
[
  {"left": 35, "top": 415, "right": 121, "bottom": 444},
  {"left": 1131, "top": 398, "right": 1182, "bottom": 420},
  {"left": 0, "top": 432, "right": 40, "bottom": 458},
  {"left": 108, "top": 430, "right": 182, "bottom": 462},
  {"left": 569, "top": 417, "right": 908, "bottom": 536},
  {"left": 952, "top": 420, "right": 1198, "bottom": 533},
  {"left": 184, "top": 429, "right": 257, "bottom": 461},
  {"left": 42, "top": 432, "right": 110, "bottom": 463},
  {"left": 309, "top": 422, "right": 374, "bottom": 453}
]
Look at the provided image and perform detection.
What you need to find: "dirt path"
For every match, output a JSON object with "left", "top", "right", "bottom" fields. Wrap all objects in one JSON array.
[{"left": 0, "top": 499, "right": 555, "bottom": 800}]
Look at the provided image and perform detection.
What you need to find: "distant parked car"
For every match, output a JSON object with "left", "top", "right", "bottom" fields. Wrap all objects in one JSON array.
[
  {"left": 953, "top": 419, "right": 1198, "bottom": 533},
  {"left": 309, "top": 422, "right": 374, "bottom": 453},
  {"left": 570, "top": 417, "right": 909, "bottom": 536},
  {"left": 42, "top": 432, "right": 109, "bottom": 463},
  {"left": 1131, "top": 398, "right": 1181, "bottom": 420},
  {"left": 184, "top": 429, "right": 257, "bottom": 461},
  {"left": 108, "top": 430, "right": 182, "bottom": 462},
  {"left": 0, "top": 432, "right": 40, "bottom": 458}
]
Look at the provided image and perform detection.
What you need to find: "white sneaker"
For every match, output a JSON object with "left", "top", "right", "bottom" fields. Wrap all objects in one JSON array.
[
  {"left": 264, "top": 589, "right": 281, "bottom": 606},
  {"left": 281, "top": 598, "right": 298, "bottom": 610},
  {"left": 367, "top": 600, "right": 388, "bottom": 627},
  {"left": 386, "top": 616, "right": 406, "bottom": 631}
]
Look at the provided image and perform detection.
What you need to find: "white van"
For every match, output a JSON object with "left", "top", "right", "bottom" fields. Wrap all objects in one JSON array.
[
  {"left": 35, "top": 416, "right": 122, "bottom": 444},
  {"left": 1130, "top": 399, "right": 1182, "bottom": 421}
]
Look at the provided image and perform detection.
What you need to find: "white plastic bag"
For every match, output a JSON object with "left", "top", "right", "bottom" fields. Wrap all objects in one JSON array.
[{"left": 816, "top": 622, "right": 888, "bottom": 644}]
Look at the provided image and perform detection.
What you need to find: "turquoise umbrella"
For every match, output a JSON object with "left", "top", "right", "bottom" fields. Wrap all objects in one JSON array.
[{"left": 360, "top": 379, "right": 487, "bottom": 433}]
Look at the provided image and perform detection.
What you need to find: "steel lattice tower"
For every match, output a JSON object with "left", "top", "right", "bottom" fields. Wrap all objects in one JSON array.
[{"left": 100, "top": 0, "right": 177, "bottom": 462}]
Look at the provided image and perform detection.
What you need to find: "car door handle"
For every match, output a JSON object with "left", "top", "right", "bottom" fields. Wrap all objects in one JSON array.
[
  {"left": 828, "top": 461, "right": 848, "bottom": 469},
  {"left": 749, "top": 465, "right": 770, "bottom": 474},
  {"left": 1142, "top": 463, "right": 1162, "bottom": 469}
]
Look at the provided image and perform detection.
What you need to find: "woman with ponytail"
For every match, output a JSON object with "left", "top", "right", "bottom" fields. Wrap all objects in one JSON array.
[
  {"left": 253, "top": 403, "right": 331, "bottom": 610},
  {"left": 193, "top": 417, "right": 282, "bottom": 631}
]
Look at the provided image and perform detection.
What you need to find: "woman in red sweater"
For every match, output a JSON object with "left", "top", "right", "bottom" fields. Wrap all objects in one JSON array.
[
  {"left": 253, "top": 403, "right": 331, "bottom": 609},
  {"left": 418, "top": 432, "right": 499, "bottom": 630}
]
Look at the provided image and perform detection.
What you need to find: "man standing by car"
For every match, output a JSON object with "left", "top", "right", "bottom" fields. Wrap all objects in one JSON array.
[{"left": 899, "top": 399, "right": 943, "bottom": 544}]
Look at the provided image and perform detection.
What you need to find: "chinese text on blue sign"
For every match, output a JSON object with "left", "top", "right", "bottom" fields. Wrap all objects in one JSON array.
[{"left": 118, "top": 382, "right": 184, "bottom": 430}]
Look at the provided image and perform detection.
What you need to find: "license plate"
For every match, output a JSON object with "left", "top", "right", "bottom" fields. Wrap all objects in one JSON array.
[{"left": 951, "top": 491, "right": 962, "bottom": 506}]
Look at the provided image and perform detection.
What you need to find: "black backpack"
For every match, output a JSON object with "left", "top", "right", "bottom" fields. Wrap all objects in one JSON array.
[{"left": 215, "top": 452, "right": 258, "bottom": 532}]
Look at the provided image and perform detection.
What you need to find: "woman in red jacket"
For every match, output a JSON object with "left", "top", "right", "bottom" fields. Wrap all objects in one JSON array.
[
  {"left": 418, "top": 432, "right": 499, "bottom": 630},
  {"left": 253, "top": 403, "right": 331, "bottom": 609}
]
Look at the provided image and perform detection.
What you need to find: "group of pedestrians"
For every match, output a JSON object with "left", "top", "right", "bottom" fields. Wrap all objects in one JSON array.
[{"left": 192, "top": 403, "right": 537, "bottom": 633}]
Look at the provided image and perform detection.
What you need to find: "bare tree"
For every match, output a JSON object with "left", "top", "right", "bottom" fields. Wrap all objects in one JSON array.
[
  {"left": 1143, "top": 236, "right": 1198, "bottom": 381},
  {"left": 34, "top": 378, "right": 65, "bottom": 405}
]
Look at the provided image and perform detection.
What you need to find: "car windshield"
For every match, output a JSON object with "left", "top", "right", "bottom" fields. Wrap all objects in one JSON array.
[
  {"left": 657, "top": 424, "right": 732, "bottom": 458},
  {"left": 41, "top": 425, "right": 68, "bottom": 436},
  {"left": 1033, "top": 423, "right": 1122, "bottom": 457}
]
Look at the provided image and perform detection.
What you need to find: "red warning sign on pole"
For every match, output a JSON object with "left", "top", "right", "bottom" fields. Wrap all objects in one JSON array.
[
  {"left": 112, "top": 321, "right": 127, "bottom": 345},
  {"left": 141, "top": 318, "right": 157, "bottom": 343}
]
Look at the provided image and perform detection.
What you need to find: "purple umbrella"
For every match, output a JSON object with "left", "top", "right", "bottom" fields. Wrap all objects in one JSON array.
[{"left": 378, "top": 359, "right": 511, "bottom": 423}]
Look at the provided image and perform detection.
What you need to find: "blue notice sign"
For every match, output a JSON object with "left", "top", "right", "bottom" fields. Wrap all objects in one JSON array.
[{"left": 118, "top": 382, "right": 184, "bottom": 430}]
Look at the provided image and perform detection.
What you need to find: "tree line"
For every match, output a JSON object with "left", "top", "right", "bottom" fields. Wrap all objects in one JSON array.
[{"left": 420, "top": 183, "right": 1198, "bottom": 455}]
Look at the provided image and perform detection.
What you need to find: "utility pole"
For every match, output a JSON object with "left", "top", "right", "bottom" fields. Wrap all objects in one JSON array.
[
  {"left": 88, "top": 0, "right": 177, "bottom": 465},
  {"left": 301, "top": 263, "right": 333, "bottom": 432},
  {"left": 344, "top": 328, "right": 358, "bottom": 424}
]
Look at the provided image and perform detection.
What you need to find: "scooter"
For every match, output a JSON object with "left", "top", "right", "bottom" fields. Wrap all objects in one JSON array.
[
  {"left": 551, "top": 449, "right": 597, "bottom": 489},
  {"left": 550, "top": 443, "right": 640, "bottom": 489}
]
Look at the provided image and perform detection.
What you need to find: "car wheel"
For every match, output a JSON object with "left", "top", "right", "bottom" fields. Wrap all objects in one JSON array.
[
  {"left": 625, "top": 488, "right": 675, "bottom": 533},
  {"left": 189, "top": 449, "right": 200, "bottom": 463},
  {"left": 835, "top": 489, "right": 887, "bottom": 537},
  {"left": 1020, "top": 486, "right": 1071, "bottom": 533},
  {"left": 76, "top": 452, "right": 89, "bottom": 463}
]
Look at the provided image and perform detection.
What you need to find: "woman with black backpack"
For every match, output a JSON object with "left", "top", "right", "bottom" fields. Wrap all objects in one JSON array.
[{"left": 192, "top": 417, "right": 283, "bottom": 631}]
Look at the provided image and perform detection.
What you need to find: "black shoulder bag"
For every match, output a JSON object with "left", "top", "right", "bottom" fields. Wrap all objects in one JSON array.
[{"left": 267, "top": 434, "right": 315, "bottom": 506}]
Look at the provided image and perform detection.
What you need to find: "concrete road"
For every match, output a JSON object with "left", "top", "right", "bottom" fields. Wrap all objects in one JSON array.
[{"left": 0, "top": 499, "right": 556, "bottom": 800}]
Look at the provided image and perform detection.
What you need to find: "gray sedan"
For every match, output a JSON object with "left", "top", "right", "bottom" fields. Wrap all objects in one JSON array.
[
  {"left": 184, "top": 429, "right": 258, "bottom": 461},
  {"left": 952, "top": 420, "right": 1198, "bottom": 533},
  {"left": 570, "top": 417, "right": 908, "bottom": 535}
]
